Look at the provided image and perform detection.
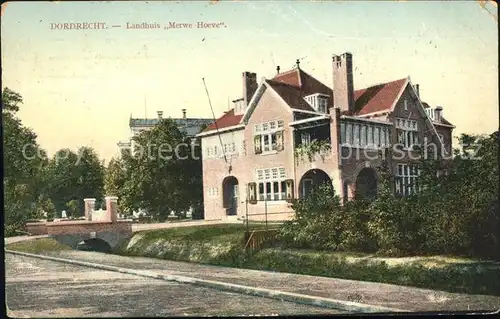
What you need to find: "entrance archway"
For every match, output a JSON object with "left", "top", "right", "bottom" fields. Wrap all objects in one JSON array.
[
  {"left": 298, "top": 169, "right": 333, "bottom": 199},
  {"left": 355, "top": 168, "right": 378, "bottom": 201},
  {"left": 222, "top": 176, "right": 239, "bottom": 216}
]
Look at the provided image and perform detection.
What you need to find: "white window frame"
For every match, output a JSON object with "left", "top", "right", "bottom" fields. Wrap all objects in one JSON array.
[
  {"left": 395, "top": 164, "right": 420, "bottom": 196},
  {"left": 341, "top": 122, "right": 390, "bottom": 148},
  {"left": 301, "top": 132, "right": 311, "bottom": 146},
  {"left": 317, "top": 97, "right": 328, "bottom": 113},
  {"left": 426, "top": 108, "right": 435, "bottom": 121},
  {"left": 396, "top": 118, "right": 419, "bottom": 149},
  {"left": 256, "top": 167, "right": 287, "bottom": 201},
  {"left": 254, "top": 120, "right": 284, "bottom": 154}
]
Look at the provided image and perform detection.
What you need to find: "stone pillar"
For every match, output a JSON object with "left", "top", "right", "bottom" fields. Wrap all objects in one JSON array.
[
  {"left": 105, "top": 196, "right": 119, "bottom": 223},
  {"left": 83, "top": 198, "right": 96, "bottom": 221},
  {"left": 329, "top": 107, "right": 343, "bottom": 193}
]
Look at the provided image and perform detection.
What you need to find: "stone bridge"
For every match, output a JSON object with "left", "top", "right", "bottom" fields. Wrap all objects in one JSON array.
[{"left": 27, "top": 196, "right": 132, "bottom": 251}]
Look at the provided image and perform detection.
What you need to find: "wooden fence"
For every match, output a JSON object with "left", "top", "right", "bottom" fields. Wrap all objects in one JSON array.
[{"left": 244, "top": 228, "right": 279, "bottom": 252}]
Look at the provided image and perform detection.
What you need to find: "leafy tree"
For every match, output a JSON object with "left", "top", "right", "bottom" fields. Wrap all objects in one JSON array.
[
  {"left": 46, "top": 147, "right": 104, "bottom": 215},
  {"left": 66, "top": 199, "right": 79, "bottom": 218},
  {"left": 120, "top": 118, "right": 204, "bottom": 221},
  {"left": 73, "top": 146, "right": 105, "bottom": 211},
  {"left": 3, "top": 87, "right": 47, "bottom": 235},
  {"left": 278, "top": 133, "right": 499, "bottom": 260}
]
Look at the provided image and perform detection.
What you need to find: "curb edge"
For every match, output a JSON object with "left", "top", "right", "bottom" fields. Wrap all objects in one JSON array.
[{"left": 5, "top": 249, "right": 408, "bottom": 314}]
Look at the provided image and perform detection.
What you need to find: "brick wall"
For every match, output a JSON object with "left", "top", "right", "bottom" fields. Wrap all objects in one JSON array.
[
  {"left": 46, "top": 220, "right": 132, "bottom": 235},
  {"left": 25, "top": 222, "right": 48, "bottom": 235}
]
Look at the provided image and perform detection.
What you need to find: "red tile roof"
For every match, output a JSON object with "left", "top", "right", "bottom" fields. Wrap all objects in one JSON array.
[
  {"left": 201, "top": 109, "right": 242, "bottom": 133},
  {"left": 269, "top": 68, "right": 334, "bottom": 112},
  {"left": 203, "top": 67, "right": 451, "bottom": 133},
  {"left": 352, "top": 78, "right": 408, "bottom": 115},
  {"left": 265, "top": 79, "right": 316, "bottom": 112},
  {"left": 272, "top": 69, "right": 302, "bottom": 87},
  {"left": 271, "top": 68, "right": 408, "bottom": 116}
]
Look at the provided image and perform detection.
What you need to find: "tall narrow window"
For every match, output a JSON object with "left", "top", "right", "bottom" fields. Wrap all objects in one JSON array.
[
  {"left": 281, "top": 181, "right": 287, "bottom": 199},
  {"left": 395, "top": 164, "right": 420, "bottom": 196},
  {"left": 301, "top": 132, "right": 311, "bottom": 146},
  {"left": 360, "top": 125, "right": 367, "bottom": 146},
  {"left": 258, "top": 183, "right": 265, "bottom": 201},
  {"left": 263, "top": 135, "right": 270, "bottom": 152},
  {"left": 254, "top": 135, "right": 262, "bottom": 154},
  {"left": 380, "top": 127, "right": 386, "bottom": 146},
  {"left": 340, "top": 123, "right": 346, "bottom": 144},
  {"left": 346, "top": 123, "right": 353, "bottom": 145},
  {"left": 374, "top": 127, "right": 380, "bottom": 147},
  {"left": 367, "top": 126, "right": 373, "bottom": 145},
  {"left": 353, "top": 124, "right": 360, "bottom": 146},
  {"left": 273, "top": 182, "right": 280, "bottom": 200}
]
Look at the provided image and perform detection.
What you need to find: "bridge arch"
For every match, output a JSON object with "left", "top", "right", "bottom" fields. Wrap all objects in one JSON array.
[{"left": 77, "top": 238, "right": 113, "bottom": 253}]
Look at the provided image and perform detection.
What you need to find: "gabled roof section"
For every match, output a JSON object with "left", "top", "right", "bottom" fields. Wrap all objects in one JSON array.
[
  {"left": 201, "top": 66, "right": 453, "bottom": 135},
  {"left": 268, "top": 67, "right": 333, "bottom": 113},
  {"left": 272, "top": 68, "right": 302, "bottom": 87},
  {"left": 272, "top": 67, "right": 332, "bottom": 96},
  {"left": 265, "top": 79, "right": 316, "bottom": 112},
  {"left": 201, "top": 109, "right": 243, "bottom": 133},
  {"left": 271, "top": 67, "right": 408, "bottom": 117},
  {"left": 353, "top": 78, "right": 408, "bottom": 116}
]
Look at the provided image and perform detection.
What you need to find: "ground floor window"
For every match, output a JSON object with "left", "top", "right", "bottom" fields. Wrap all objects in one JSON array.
[
  {"left": 258, "top": 181, "right": 287, "bottom": 201},
  {"left": 256, "top": 167, "right": 287, "bottom": 201},
  {"left": 395, "top": 164, "right": 420, "bottom": 196}
]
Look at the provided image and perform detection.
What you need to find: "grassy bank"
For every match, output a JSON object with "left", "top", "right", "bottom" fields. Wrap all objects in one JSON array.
[
  {"left": 115, "top": 224, "right": 500, "bottom": 296},
  {"left": 7, "top": 224, "right": 500, "bottom": 296},
  {"left": 6, "top": 237, "right": 72, "bottom": 253}
]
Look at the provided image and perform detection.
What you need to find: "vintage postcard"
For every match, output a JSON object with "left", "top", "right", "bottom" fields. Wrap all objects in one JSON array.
[{"left": 3, "top": 0, "right": 499, "bottom": 317}]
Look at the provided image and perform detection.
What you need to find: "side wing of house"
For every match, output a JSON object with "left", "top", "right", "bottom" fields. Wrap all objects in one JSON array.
[
  {"left": 389, "top": 81, "right": 451, "bottom": 195},
  {"left": 201, "top": 126, "right": 245, "bottom": 220},
  {"left": 241, "top": 81, "right": 296, "bottom": 221}
]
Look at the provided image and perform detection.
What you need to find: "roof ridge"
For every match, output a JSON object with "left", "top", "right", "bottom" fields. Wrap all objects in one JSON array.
[
  {"left": 357, "top": 77, "right": 407, "bottom": 91},
  {"left": 266, "top": 78, "right": 301, "bottom": 89},
  {"left": 273, "top": 68, "right": 298, "bottom": 78}
]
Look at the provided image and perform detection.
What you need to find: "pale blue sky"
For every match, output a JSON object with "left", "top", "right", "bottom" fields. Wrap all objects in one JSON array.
[{"left": 2, "top": 1, "right": 498, "bottom": 162}]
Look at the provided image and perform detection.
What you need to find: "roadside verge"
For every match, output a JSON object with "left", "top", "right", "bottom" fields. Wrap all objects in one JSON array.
[{"left": 5, "top": 249, "right": 408, "bottom": 314}]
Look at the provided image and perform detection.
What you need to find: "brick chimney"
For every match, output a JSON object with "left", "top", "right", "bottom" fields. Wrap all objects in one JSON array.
[
  {"left": 415, "top": 84, "right": 420, "bottom": 98},
  {"left": 105, "top": 196, "right": 118, "bottom": 223},
  {"left": 182, "top": 109, "right": 187, "bottom": 119},
  {"left": 434, "top": 106, "right": 443, "bottom": 123},
  {"left": 157, "top": 111, "right": 163, "bottom": 119},
  {"left": 83, "top": 198, "right": 96, "bottom": 221},
  {"left": 242, "top": 71, "right": 258, "bottom": 106},
  {"left": 332, "top": 53, "right": 354, "bottom": 114}
]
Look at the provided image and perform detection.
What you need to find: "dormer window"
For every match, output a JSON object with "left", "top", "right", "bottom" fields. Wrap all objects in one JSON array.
[
  {"left": 318, "top": 98, "right": 328, "bottom": 113},
  {"left": 425, "top": 108, "right": 435, "bottom": 121},
  {"left": 304, "top": 93, "right": 329, "bottom": 113},
  {"left": 233, "top": 98, "right": 246, "bottom": 115}
]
